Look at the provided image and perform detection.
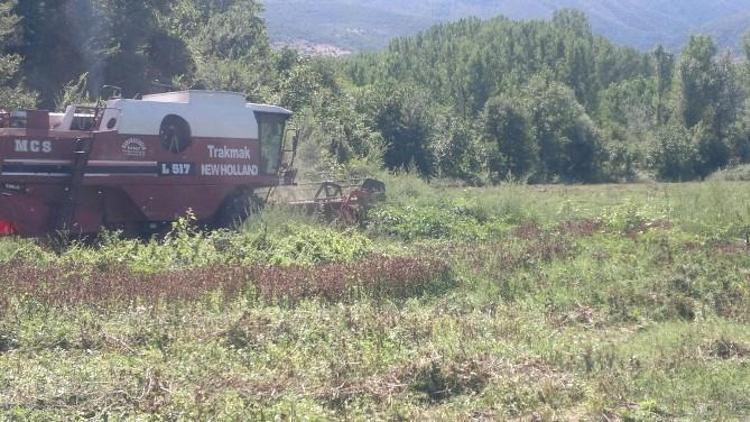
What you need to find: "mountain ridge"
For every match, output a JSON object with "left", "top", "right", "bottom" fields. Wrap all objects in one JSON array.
[{"left": 264, "top": 0, "right": 750, "bottom": 52}]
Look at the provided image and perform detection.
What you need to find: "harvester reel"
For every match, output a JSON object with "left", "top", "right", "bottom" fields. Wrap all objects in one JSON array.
[
  {"left": 314, "top": 182, "right": 344, "bottom": 201},
  {"left": 312, "top": 182, "right": 345, "bottom": 219},
  {"left": 337, "top": 179, "right": 386, "bottom": 224}
]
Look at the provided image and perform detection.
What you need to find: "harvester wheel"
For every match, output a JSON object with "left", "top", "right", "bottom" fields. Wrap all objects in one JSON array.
[{"left": 214, "top": 192, "right": 264, "bottom": 229}]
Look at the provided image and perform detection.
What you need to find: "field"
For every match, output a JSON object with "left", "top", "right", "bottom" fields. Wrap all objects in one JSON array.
[{"left": 1, "top": 177, "right": 750, "bottom": 420}]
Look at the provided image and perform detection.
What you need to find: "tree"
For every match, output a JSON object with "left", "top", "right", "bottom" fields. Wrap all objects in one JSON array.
[
  {"left": 170, "top": 0, "right": 271, "bottom": 99},
  {"left": 522, "top": 76, "right": 603, "bottom": 183},
  {"left": 693, "top": 121, "right": 729, "bottom": 178},
  {"left": 312, "top": 91, "right": 382, "bottom": 162},
  {"left": 0, "top": 0, "right": 35, "bottom": 108},
  {"left": 596, "top": 77, "right": 656, "bottom": 180},
  {"left": 363, "top": 84, "right": 435, "bottom": 176},
  {"left": 481, "top": 96, "right": 535, "bottom": 180},
  {"left": 552, "top": 10, "right": 598, "bottom": 108},
  {"left": 669, "top": 37, "right": 743, "bottom": 177},
  {"left": 432, "top": 115, "right": 481, "bottom": 182},
  {"left": 653, "top": 45, "right": 674, "bottom": 125},
  {"left": 673, "top": 35, "right": 718, "bottom": 129},
  {"left": 666, "top": 36, "right": 745, "bottom": 177},
  {"left": 100, "top": 1, "right": 187, "bottom": 97},
  {"left": 598, "top": 77, "right": 656, "bottom": 136},
  {"left": 15, "top": 0, "right": 189, "bottom": 106},
  {"left": 648, "top": 124, "right": 698, "bottom": 181},
  {"left": 4, "top": 0, "right": 748, "bottom": 184},
  {"left": 703, "top": 53, "right": 743, "bottom": 172}
]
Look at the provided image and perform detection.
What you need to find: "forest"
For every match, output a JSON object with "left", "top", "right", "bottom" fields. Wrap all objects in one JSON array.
[{"left": 2, "top": 0, "right": 750, "bottom": 184}]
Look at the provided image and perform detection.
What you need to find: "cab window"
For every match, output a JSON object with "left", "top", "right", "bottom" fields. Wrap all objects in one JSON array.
[{"left": 257, "top": 113, "right": 287, "bottom": 175}]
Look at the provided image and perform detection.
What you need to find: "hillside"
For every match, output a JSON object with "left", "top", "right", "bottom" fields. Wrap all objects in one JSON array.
[{"left": 264, "top": 0, "right": 750, "bottom": 51}]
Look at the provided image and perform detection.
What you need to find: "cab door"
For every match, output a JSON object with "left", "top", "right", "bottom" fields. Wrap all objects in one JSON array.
[{"left": 256, "top": 113, "right": 288, "bottom": 176}]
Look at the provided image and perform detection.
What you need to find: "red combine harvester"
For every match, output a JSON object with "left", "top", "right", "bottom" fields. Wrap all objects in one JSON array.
[{"left": 0, "top": 90, "right": 384, "bottom": 237}]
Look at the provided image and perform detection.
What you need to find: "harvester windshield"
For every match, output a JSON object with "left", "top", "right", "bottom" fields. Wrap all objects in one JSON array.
[{"left": 258, "top": 113, "right": 287, "bottom": 175}]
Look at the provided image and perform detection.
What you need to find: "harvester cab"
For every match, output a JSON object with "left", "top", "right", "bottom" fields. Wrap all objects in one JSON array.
[{"left": 0, "top": 90, "right": 296, "bottom": 237}]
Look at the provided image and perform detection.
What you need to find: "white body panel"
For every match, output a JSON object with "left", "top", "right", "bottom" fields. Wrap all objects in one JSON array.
[{"left": 102, "top": 91, "right": 291, "bottom": 139}]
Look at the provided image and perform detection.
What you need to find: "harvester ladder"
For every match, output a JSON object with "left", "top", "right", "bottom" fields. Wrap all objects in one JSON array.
[{"left": 55, "top": 137, "right": 93, "bottom": 232}]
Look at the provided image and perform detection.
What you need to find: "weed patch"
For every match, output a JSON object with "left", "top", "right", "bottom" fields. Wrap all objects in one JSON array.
[
  {"left": 367, "top": 203, "right": 506, "bottom": 241},
  {"left": 1, "top": 221, "right": 374, "bottom": 272},
  {"left": 1, "top": 256, "right": 452, "bottom": 308},
  {"left": 410, "top": 358, "right": 492, "bottom": 402},
  {"left": 706, "top": 338, "right": 750, "bottom": 360},
  {"left": 556, "top": 219, "right": 603, "bottom": 237},
  {"left": 0, "top": 331, "right": 18, "bottom": 353},
  {"left": 255, "top": 256, "right": 453, "bottom": 303},
  {"left": 448, "top": 234, "right": 576, "bottom": 279}
]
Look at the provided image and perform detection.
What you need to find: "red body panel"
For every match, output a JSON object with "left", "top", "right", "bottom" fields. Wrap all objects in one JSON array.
[
  {"left": 0, "top": 220, "right": 15, "bottom": 235},
  {"left": 0, "top": 126, "right": 284, "bottom": 236}
]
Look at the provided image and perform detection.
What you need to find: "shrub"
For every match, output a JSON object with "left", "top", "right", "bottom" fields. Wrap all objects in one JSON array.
[
  {"left": 244, "top": 225, "right": 373, "bottom": 266},
  {"left": 647, "top": 124, "right": 699, "bottom": 181},
  {"left": 367, "top": 203, "right": 502, "bottom": 241},
  {"left": 5, "top": 217, "right": 374, "bottom": 272},
  {"left": 708, "top": 164, "right": 750, "bottom": 182}
]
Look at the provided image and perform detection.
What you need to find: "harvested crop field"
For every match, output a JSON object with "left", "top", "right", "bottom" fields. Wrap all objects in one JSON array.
[{"left": 2, "top": 177, "right": 750, "bottom": 420}]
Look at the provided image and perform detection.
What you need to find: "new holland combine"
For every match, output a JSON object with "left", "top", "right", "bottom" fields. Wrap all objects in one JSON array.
[{"left": 0, "top": 90, "right": 383, "bottom": 237}]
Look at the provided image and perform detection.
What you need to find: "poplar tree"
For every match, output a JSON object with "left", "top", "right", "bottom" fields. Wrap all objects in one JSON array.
[{"left": 0, "top": 0, "right": 35, "bottom": 108}]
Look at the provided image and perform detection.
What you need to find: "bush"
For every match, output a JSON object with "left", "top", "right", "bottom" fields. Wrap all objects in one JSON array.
[
  {"left": 4, "top": 216, "right": 374, "bottom": 272},
  {"left": 367, "top": 203, "right": 501, "bottom": 241},
  {"left": 708, "top": 164, "right": 750, "bottom": 181},
  {"left": 648, "top": 124, "right": 699, "bottom": 181},
  {"left": 231, "top": 224, "right": 373, "bottom": 266}
]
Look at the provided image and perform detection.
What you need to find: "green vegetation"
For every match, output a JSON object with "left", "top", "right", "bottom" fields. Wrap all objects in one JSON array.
[
  {"left": 0, "top": 1, "right": 35, "bottom": 108},
  {"left": 2, "top": 180, "right": 750, "bottom": 419},
  {"left": 345, "top": 13, "right": 750, "bottom": 184},
  {"left": 3, "top": 2, "right": 750, "bottom": 419},
  {"left": 5, "top": 2, "right": 750, "bottom": 184}
]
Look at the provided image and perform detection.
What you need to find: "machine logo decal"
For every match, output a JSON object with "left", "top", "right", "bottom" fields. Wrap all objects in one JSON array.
[
  {"left": 14, "top": 139, "right": 52, "bottom": 154},
  {"left": 121, "top": 138, "right": 147, "bottom": 158},
  {"left": 207, "top": 145, "right": 252, "bottom": 160},
  {"left": 201, "top": 163, "right": 259, "bottom": 177}
]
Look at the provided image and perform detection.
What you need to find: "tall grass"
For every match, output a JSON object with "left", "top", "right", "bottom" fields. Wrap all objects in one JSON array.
[{"left": 2, "top": 179, "right": 750, "bottom": 419}]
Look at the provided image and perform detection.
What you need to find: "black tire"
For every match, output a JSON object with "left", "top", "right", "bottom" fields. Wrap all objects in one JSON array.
[{"left": 214, "top": 192, "right": 264, "bottom": 229}]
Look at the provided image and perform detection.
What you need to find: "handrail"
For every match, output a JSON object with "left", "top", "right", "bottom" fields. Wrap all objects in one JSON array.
[{"left": 0, "top": 106, "right": 118, "bottom": 131}]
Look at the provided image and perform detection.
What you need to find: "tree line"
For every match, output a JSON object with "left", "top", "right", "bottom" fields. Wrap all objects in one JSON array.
[
  {"left": 2, "top": 1, "right": 750, "bottom": 183},
  {"left": 345, "top": 12, "right": 750, "bottom": 183}
]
